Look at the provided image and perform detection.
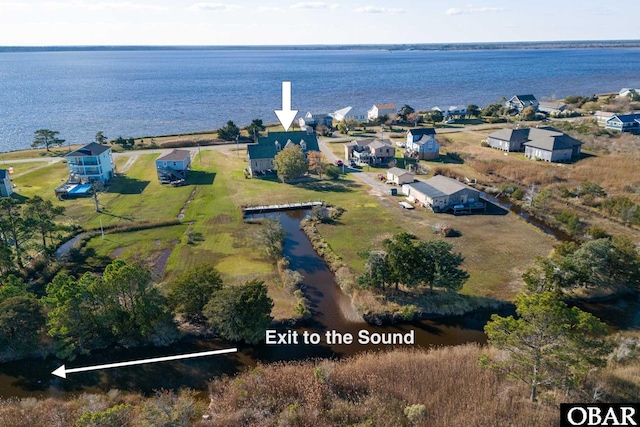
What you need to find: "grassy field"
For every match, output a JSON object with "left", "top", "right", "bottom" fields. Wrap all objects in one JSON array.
[{"left": 0, "top": 145, "right": 86, "bottom": 161}]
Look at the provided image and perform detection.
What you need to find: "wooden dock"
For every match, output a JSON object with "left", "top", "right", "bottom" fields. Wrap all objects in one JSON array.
[{"left": 242, "top": 201, "right": 323, "bottom": 214}]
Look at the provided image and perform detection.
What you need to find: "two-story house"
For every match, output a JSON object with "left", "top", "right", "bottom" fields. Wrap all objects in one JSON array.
[
  {"left": 65, "top": 142, "right": 114, "bottom": 184},
  {"left": 505, "top": 95, "right": 539, "bottom": 113},
  {"left": 247, "top": 131, "right": 319, "bottom": 176},
  {"left": 605, "top": 113, "right": 640, "bottom": 133},
  {"left": 156, "top": 149, "right": 191, "bottom": 183},
  {"left": 0, "top": 169, "right": 13, "bottom": 197},
  {"left": 405, "top": 128, "right": 439, "bottom": 160},
  {"left": 344, "top": 138, "right": 395, "bottom": 165}
]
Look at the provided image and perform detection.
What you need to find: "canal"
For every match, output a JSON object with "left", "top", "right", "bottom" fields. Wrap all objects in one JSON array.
[{"left": 0, "top": 210, "right": 489, "bottom": 398}]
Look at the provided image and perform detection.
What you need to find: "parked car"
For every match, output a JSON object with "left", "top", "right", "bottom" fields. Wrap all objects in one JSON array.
[
  {"left": 349, "top": 160, "right": 357, "bottom": 167},
  {"left": 334, "top": 159, "right": 343, "bottom": 166}
]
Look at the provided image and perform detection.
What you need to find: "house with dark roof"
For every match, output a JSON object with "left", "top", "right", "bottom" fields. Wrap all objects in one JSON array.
[
  {"left": 247, "top": 131, "right": 319, "bottom": 176},
  {"left": 344, "top": 138, "right": 395, "bottom": 166},
  {"left": 605, "top": 113, "right": 640, "bottom": 133},
  {"left": 0, "top": 169, "right": 13, "bottom": 197},
  {"left": 65, "top": 142, "right": 114, "bottom": 184},
  {"left": 538, "top": 101, "right": 568, "bottom": 116},
  {"left": 367, "top": 104, "right": 397, "bottom": 121},
  {"left": 487, "top": 128, "right": 531, "bottom": 151},
  {"left": 487, "top": 127, "right": 582, "bottom": 162},
  {"left": 505, "top": 95, "right": 539, "bottom": 113},
  {"left": 401, "top": 175, "right": 484, "bottom": 213},
  {"left": 155, "top": 149, "right": 191, "bottom": 183},
  {"left": 405, "top": 128, "right": 439, "bottom": 160},
  {"left": 523, "top": 128, "right": 583, "bottom": 162}
]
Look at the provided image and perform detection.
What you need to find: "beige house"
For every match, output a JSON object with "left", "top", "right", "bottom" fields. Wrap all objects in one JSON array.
[
  {"left": 386, "top": 167, "right": 414, "bottom": 185},
  {"left": 367, "top": 104, "right": 397, "bottom": 121},
  {"left": 402, "top": 175, "right": 484, "bottom": 213},
  {"left": 344, "top": 138, "right": 395, "bottom": 165}
]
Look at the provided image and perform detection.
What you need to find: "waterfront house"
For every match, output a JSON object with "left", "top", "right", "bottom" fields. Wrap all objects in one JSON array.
[
  {"left": 401, "top": 175, "right": 484, "bottom": 213},
  {"left": 618, "top": 88, "right": 639, "bottom": 98},
  {"left": 605, "top": 113, "right": 640, "bottom": 133},
  {"left": 298, "top": 111, "right": 333, "bottom": 130},
  {"left": 405, "top": 128, "right": 439, "bottom": 160},
  {"left": 156, "top": 149, "right": 191, "bottom": 183},
  {"left": 538, "top": 101, "right": 568, "bottom": 115},
  {"left": 65, "top": 142, "right": 114, "bottom": 184},
  {"left": 487, "top": 126, "right": 582, "bottom": 162},
  {"left": 505, "top": 95, "right": 539, "bottom": 113},
  {"left": 386, "top": 167, "right": 414, "bottom": 185},
  {"left": 344, "top": 138, "right": 395, "bottom": 166},
  {"left": 367, "top": 104, "right": 397, "bottom": 121},
  {"left": 0, "top": 169, "right": 13, "bottom": 197},
  {"left": 247, "top": 131, "right": 319, "bottom": 176},
  {"left": 330, "top": 106, "right": 367, "bottom": 123}
]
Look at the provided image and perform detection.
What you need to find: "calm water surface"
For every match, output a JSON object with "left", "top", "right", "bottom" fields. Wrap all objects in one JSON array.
[{"left": 1, "top": 48, "right": 639, "bottom": 151}]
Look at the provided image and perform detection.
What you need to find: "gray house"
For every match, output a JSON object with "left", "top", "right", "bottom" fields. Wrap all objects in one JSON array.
[
  {"left": 506, "top": 95, "right": 539, "bottom": 113},
  {"left": 386, "top": 167, "right": 414, "bottom": 185},
  {"left": 605, "top": 113, "right": 640, "bottom": 133},
  {"left": 487, "top": 128, "right": 531, "bottom": 152},
  {"left": 523, "top": 128, "right": 582, "bottom": 162},
  {"left": 156, "top": 149, "right": 191, "bottom": 183},
  {"left": 0, "top": 169, "right": 13, "bottom": 197},
  {"left": 405, "top": 128, "right": 439, "bottom": 160},
  {"left": 247, "top": 131, "right": 319, "bottom": 176},
  {"left": 487, "top": 127, "right": 582, "bottom": 162},
  {"left": 401, "top": 175, "right": 484, "bottom": 213}
]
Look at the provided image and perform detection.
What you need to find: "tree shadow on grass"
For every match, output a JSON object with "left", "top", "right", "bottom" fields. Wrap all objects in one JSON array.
[
  {"left": 187, "top": 170, "right": 216, "bottom": 185},
  {"left": 9, "top": 192, "right": 29, "bottom": 203},
  {"left": 106, "top": 175, "right": 150, "bottom": 194},
  {"left": 294, "top": 179, "right": 357, "bottom": 193}
]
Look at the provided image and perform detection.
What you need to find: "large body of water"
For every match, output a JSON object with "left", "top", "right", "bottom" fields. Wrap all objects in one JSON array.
[{"left": 1, "top": 48, "right": 640, "bottom": 152}]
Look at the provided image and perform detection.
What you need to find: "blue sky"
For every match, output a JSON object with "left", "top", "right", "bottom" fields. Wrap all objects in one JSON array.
[{"left": 0, "top": 0, "right": 637, "bottom": 45}]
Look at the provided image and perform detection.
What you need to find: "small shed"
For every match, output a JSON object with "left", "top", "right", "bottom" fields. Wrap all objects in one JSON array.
[{"left": 386, "top": 167, "right": 414, "bottom": 185}]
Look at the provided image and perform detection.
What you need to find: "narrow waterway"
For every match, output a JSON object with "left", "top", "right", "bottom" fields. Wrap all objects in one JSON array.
[{"left": 0, "top": 210, "right": 491, "bottom": 399}]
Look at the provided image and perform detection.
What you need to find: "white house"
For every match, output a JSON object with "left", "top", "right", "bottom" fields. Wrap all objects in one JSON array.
[
  {"left": 298, "top": 111, "right": 333, "bottom": 130},
  {"left": 0, "top": 169, "right": 13, "bottom": 197},
  {"left": 65, "top": 142, "right": 114, "bottom": 184},
  {"left": 367, "top": 104, "right": 397, "bottom": 121},
  {"left": 405, "top": 128, "right": 439, "bottom": 160},
  {"left": 619, "top": 88, "right": 640, "bottom": 98},
  {"left": 155, "top": 149, "right": 191, "bottom": 183},
  {"left": 330, "top": 106, "right": 367, "bottom": 123}
]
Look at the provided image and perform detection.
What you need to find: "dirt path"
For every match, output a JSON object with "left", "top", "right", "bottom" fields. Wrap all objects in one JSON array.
[
  {"left": 118, "top": 154, "right": 138, "bottom": 174},
  {"left": 11, "top": 159, "right": 62, "bottom": 178}
]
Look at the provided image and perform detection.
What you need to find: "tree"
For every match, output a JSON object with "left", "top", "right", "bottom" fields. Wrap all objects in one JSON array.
[
  {"left": 0, "top": 197, "right": 31, "bottom": 268},
  {"left": 24, "top": 195, "right": 65, "bottom": 252},
  {"left": 113, "top": 136, "right": 134, "bottom": 150},
  {"left": 0, "top": 295, "right": 45, "bottom": 355},
  {"left": 374, "top": 114, "right": 390, "bottom": 126},
  {"left": 31, "top": 129, "right": 65, "bottom": 151},
  {"left": 204, "top": 279, "right": 273, "bottom": 344},
  {"left": 246, "top": 119, "right": 266, "bottom": 140},
  {"left": 358, "top": 250, "right": 391, "bottom": 290},
  {"left": 325, "top": 164, "right": 340, "bottom": 180},
  {"left": 307, "top": 150, "right": 327, "bottom": 178},
  {"left": 415, "top": 239, "right": 469, "bottom": 293},
  {"left": 95, "top": 131, "right": 107, "bottom": 144},
  {"left": 483, "top": 292, "right": 609, "bottom": 402},
  {"left": 429, "top": 110, "right": 444, "bottom": 123},
  {"left": 167, "top": 265, "right": 223, "bottom": 321},
  {"left": 273, "top": 144, "right": 308, "bottom": 183},
  {"left": 256, "top": 217, "right": 286, "bottom": 262},
  {"left": 466, "top": 104, "right": 480, "bottom": 118},
  {"left": 217, "top": 120, "right": 240, "bottom": 141},
  {"left": 398, "top": 104, "right": 415, "bottom": 122},
  {"left": 521, "top": 106, "right": 537, "bottom": 121}
]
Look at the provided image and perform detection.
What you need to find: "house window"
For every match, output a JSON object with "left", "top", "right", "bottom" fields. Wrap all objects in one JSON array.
[{"left": 173, "top": 162, "right": 177, "bottom": 167}]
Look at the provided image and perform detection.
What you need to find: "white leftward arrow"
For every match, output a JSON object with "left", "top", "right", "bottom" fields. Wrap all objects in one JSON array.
[
  {"left": 274, "top": 81, "right": 298, "bottom": 132},
  {"left": 51, "top": 348, "right": 238, "bottom": 379}
]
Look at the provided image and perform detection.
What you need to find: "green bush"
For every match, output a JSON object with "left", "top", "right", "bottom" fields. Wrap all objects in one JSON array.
[{"left": 404, "top": 403, "right": 428, "bottom": 424}]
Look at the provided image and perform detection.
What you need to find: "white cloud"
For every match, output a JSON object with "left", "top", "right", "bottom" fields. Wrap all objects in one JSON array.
[
  {"left": 0, "top": 2, "right": 32, "bottom": 11},
  {"left": 257, "top": 6, "right": 283, "bottom": 12},
  {"left": 42, "top": 1, "right": 168, "bottom": 11},
  {"left": 446, "top": 5, "right": 505, "bottom": 15},
  {"left": 187, "top": 2, "right": 241, "bottom": 12},
  {"left": 354, "top": 6, "right": 405, "bottom": 14},
  {"left": 290, "top": 2, "right": 341, "bottom": 10}
]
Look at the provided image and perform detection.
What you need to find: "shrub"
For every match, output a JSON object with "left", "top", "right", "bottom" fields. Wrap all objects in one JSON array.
[
  {"left": 586, "top": 226, "right": 609, "bottom": 240},
  {"left": 556, "top": 210, "right": 580, "bottom": 234},
  {"left": 404, "top": 403, "right": 428, "bottom": 424},
  {"left": 511, "top": 187, "right": 525, "bottom": 200}
]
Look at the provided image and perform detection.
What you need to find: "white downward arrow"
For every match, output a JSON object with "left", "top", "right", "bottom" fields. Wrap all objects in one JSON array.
[
  {"left": 51, "top": 347, "right": 237, "bottom": 379},
  {"left": 274, "top": 81, "right": 298, "bottom": 132}
]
